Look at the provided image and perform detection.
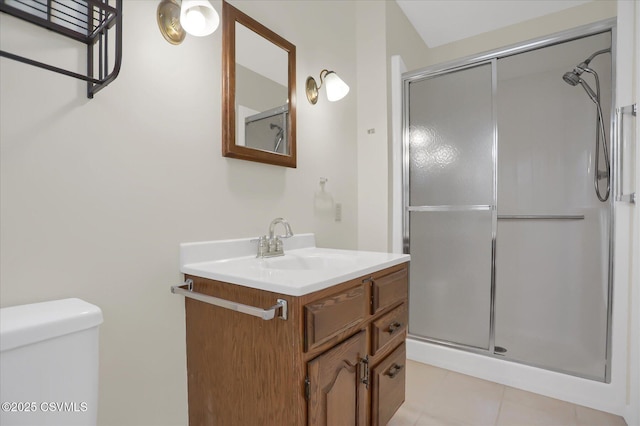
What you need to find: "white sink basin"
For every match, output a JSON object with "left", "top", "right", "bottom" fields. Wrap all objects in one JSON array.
[
  {"left": 180, "top": 234, "right": 410, "bottom": 296},
  {"left": 258, "top": 253, "right": 358, "bottom": 271}
]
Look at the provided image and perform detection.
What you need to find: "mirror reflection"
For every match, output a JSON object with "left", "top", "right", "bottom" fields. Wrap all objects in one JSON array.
[
  {"left": 235, "top": 23, "right": 289, "bottom": 154},
  {"left": 222, "top": 1, "right": 296, "bottom": 168}
]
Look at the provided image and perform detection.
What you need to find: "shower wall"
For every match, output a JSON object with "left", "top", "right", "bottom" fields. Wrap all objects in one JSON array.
[{"left": 405, "top": 31, "right": 612, "bottom": 381}]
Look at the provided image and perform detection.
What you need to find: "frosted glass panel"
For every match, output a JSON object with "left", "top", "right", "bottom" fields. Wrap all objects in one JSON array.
[
  {"left": 494, "top": 216, "right": 608, "bottom": 379},
  {"left": 409, "top": 64, "right": 493, "bottom": 206},
  {"left": 409, "top": 211, "right": 492, "bottom": 349}
]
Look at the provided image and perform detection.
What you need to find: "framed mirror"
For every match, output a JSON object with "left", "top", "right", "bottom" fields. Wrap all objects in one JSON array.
[{"left": 222, "top": 1, "right": 296, "bottom": 168}]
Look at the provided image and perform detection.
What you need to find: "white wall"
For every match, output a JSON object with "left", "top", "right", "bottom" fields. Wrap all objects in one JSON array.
[
  {"left": 355, "top": 0, "right": 431, "bottom": 253},
  {"left": 356, "top": 1, "right": 388, "bottom": 252},
  {"left": 0, "top": 1, "right": 357, "bottom": 424}
]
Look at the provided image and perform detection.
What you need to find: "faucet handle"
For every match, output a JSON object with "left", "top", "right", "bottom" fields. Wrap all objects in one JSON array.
[{"left": 251, "top": 235, "right": 269, "bottom": 257}]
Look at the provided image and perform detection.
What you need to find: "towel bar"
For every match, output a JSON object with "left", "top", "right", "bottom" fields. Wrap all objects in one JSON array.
[
  {"left": 497, "top": 215, "right": 585, "bottom": 220},
  {"left": 171, "top": 279, "right": 287, "bottom": 321},
  {"left": 616, "top": 104, "right": 636, "bottom": 204}
]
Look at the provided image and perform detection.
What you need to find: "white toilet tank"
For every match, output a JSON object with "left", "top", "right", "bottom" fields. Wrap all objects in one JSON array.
[{"left": 0, "top": 298, "right": 103, "bottom": 426}]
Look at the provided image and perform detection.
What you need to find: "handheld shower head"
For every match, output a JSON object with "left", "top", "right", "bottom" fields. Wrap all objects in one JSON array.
[
  {"left": 563, "top": 71, "right": 598, "bottom": 103},
  {"left": 563, "top": 61, "right": 590, "bottom": 86},
  {"left": 563, "top": 71, "right": 581, "bottom": 86},
  {"left": 562, "top": 48, "right": 610, "bottom": 87}
]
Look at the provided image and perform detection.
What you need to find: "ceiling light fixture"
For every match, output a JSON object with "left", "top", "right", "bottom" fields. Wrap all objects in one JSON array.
[
  {"left": 157, "top": 0, "right": 219, "bottom": 45},
  {"left": 305, "top": 69, "right": 350, "bottom": 105}
]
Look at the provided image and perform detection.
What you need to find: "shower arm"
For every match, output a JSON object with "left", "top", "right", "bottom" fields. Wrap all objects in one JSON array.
[{"left": 584, "top": 48, "right": 611, "bottom": 65}]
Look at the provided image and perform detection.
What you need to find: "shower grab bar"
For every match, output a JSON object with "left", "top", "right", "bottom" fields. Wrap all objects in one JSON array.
[
  {"left": 616, "top": 104, "right": 636, "bottom": 204},
  {"left": 497, "top": 215, "right": 585, "bottom": 220},
  {"left": 171, "top": 279, "right": 288, "bottom": 320}
]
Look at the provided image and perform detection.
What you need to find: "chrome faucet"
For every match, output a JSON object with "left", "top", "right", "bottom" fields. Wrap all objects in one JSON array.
[{"left": 255, "top": 218, "right": 293, "bottom": 258}]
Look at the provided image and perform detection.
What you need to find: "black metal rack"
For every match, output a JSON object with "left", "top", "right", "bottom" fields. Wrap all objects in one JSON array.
[{"left": 0, "top": 0, "right": 122, "bottom": 98}]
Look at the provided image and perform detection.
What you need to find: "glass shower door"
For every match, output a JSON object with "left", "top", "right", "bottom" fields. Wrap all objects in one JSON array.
[
  {"left": 406, "top": 62, "right": 495, "bottom": 350},
  {"left": 494, "top": 34, "right": 611, "bottom": 381}
]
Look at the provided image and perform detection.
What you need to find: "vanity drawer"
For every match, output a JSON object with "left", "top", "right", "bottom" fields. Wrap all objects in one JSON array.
[
  {"left": 371, "top": 267, "right": 408, "bottom": 314},
  {"left": 371, "top": 342, "right": 406, "bottom": 426},
  {"left": 305, "top": 285, "right": 366, "bottom": 352},
  {"left": 371, "top": 303, "right": 407, "bottom": 356}
]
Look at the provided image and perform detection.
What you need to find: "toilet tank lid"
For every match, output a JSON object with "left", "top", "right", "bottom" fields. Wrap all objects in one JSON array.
[{"left": 0, "top": 298, "right": 103, "bottom": 352}]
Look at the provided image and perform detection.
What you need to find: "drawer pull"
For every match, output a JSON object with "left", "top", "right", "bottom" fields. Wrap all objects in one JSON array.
[
  {"left": 387, "top": 321, "right": 403, "bottom": 334},
  {"left": 360, "top": 356, "right": 370, "bottom": 389},
  {"left": 385, "top": 363, "right": 404, "bottom": 379}
]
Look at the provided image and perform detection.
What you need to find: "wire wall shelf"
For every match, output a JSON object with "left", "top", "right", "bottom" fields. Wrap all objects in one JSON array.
[{"left": 0, "top": 0, "right": 122, "bottom": 98}]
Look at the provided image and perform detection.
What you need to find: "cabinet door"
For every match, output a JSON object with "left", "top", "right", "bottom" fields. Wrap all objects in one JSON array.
[{"left": 307, "top": 331, "right": 367, "bottom": 426}]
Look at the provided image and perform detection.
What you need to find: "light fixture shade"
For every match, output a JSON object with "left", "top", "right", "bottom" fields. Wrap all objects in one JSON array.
[
  {"left": 324, "top": 71, "right": 350, "bottom": 102},
  {"left": 180, "top": 0, "right": 220, "bottom": 37}
]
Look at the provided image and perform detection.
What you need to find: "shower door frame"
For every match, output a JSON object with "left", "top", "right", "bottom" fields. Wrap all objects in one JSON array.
[
  {"left": 403, "top": 59, "right": 498, "bottom": 353},
  {"left": 402, "top": 18, "right": 617, "bottom": 382}
]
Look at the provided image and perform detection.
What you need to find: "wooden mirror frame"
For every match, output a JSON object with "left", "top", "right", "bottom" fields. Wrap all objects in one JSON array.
[{"left": 222, "top": 1, "right": 297, "bottom": 168}]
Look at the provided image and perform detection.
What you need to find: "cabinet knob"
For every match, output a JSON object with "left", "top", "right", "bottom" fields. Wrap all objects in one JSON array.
[
  {"left": 385, "top": 363, "right": 404, "bottom": 379},
  {"left": 387, "top": 321, "right": 402, "bottom": 334}
]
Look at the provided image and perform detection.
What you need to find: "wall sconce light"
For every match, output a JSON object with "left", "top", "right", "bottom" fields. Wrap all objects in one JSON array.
[
  {"left": 305, "top": 69, "right": 350, "bottom": 104},
  {"left": 157, "top": 0, "right": 220, "bottom": 45}
]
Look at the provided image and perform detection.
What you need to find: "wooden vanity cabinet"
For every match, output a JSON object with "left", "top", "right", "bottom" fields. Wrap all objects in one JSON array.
[{"left": 184, "top": 262, "right": 408, "bottom": 425}]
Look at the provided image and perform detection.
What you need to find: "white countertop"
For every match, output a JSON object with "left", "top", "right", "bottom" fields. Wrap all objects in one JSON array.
[{"left": 180, "top": 234, "right": 410, "bottom": 296}]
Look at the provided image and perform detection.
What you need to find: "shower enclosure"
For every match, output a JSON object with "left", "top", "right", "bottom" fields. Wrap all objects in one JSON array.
[{"left": 403, "top": 30, "right": 613, "bottom": 381}]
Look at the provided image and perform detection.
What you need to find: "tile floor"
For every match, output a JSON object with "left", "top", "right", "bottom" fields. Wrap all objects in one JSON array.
[{"left": 389, "top": 360, "right": 628, "bottom": 426}]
